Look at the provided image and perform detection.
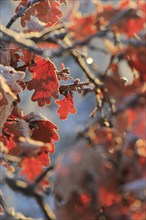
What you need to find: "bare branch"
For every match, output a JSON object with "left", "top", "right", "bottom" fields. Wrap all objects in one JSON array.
[
  {"left": 34, "top": 165, "right": 54, "bottom": 187},
  {"left": 0, "top": 25, "right": 44, "bottom": 56},
  {"left": 5, "top": 177, "right": 55, "bottom": 220},
  {"left": 59, "top": 80, "right": 89, "bottom": 95}
]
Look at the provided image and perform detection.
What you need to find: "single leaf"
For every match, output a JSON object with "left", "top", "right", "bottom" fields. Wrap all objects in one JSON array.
[
  {"left": 31, "top": 120, "right": 59, "bottom": 144},
  {"left": 24, "top": 112, "right": 59, "bottom": 144},
  {"left": 56, "top": 94, "right": 77, "bottom": 120},
  {"left": 21, "top": 157, "right": 43, "bottom": 182},
  {"left": 27, "top": 58, "right": 59, "bottom": 106}
]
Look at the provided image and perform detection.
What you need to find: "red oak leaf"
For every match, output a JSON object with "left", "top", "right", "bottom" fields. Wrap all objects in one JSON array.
[
  {"left": 21, "top": 157, "right": 43, "bottom": 182},
  {"left": 27, "top": 58, "right": 59, "bottom": 106},
  {"left": 68, "top": 14, "right": 97, "bottom": 40},
  {"left": 20, "top": 49, "right": 34, "bottom": 66},
  {"left": 31, "top": 120, "right": 59, "bottom": 144},
  {"left": 56, "top": 94, "right": 77, "bottom": 120},
  {"left": 24, "top": 112, "right": 59, "bottom": 145},
  {"left": 16, "top": 0, "right": 63, "bottom": 28}
]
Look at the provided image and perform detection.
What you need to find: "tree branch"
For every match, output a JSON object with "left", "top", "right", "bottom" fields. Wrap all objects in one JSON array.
[
  {"left": 59, "top": 80, "right": 89, "bottom": 95},
  {"left": 34, "top": 165, "right": 54, "bottom": 187},
  {"left": 0, "top": 25, "right": 44, "bottom": 56},
  {"left": 6, "top": 0, "right": 44, "bottom": 29},
  {"left": 5, "top": 177, "right": 55, "bottom": 220}
]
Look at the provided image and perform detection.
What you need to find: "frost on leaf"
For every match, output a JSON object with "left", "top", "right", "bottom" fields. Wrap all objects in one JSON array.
[
  {"left": 0, "top": 47, "right": 11, "bottom": 66},
  {"left": 26, "top": 16, "right": 46, "bottom": 32},
  {"left": 24, "top": 112, "right": 59, "bottom": 146},
  {"left": 16, "top": 0, "right": 63, "bottom": 28},
  {"left": 0, "top": 76, "right": 16, "bottom": 134},
  {"left": 27, "top": 58, "right": 59, "bottom": 106},
  {"left": 56, "top": 94, "right": 77, "bottom": 120},
  {"left": 0, "top": 65, "right": 25, "bottom": 94},
  {"left": 5, "top": 119, "right": 31, "bottom": 144},
  {"left": 0, "top": 65, "right": 25, "bottom": 134},
  {"left": 8, "top": 137, "right": 52, "bottom": 157}
]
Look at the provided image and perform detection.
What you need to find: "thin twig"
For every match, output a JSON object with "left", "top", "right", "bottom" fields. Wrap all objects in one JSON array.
[
  {"left": 0, "top": 192, "right": 10, "bottom": 215},
  {"left": 59, "top": 81, "right": 89, "bottom": 95},
  {"left": 1, "top": 25, "right": 44, "bottom": 56},
  {"left": 35, "top": 194, "right": 56, "bottom": 220},
  {"left": 34, "top": 165, "right": 54, "bottom": 186},
  {"left": 70, "top": 48, "right": 103, "bottom": 87},
  {"left": 5, "top": 177, "right": 55, "bottom": 220},
  {"left": 6, "top": 0, "right": 43, "bottom": 29}
]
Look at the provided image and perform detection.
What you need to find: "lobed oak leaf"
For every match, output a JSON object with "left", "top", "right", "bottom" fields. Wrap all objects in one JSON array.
[
  {"left": 27, "top": 58, "right": 59, "bottom": 106},
  {"left": 31, "top": 120, "right": 59, "bottom": 144},
  {"left": 24, "top": 112, "right": 59, "bottom": 144},
  {"left": 17, "top": 0, "right": 63, "bottom": 28},
  {"left": 56, "top": 94, "right": 77, "bottom": 120}
]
